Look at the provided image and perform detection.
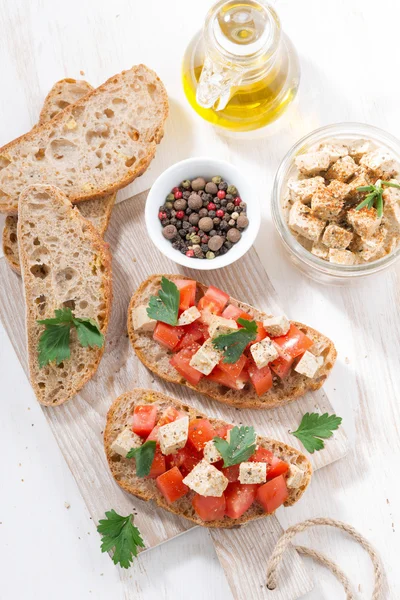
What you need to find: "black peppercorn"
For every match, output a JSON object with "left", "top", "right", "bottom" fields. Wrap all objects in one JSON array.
[
  {"left": 209, "top": 229, "right": 217, "bottom": 236},
  {"left": 218, "top": 181, "right": 228, "bottom": 191},
  {"left": 208, "top": 210, "right": 216, "bottom": 218},
  {"left": 179, "top": 229, "right": 186, "bottom": 238}
]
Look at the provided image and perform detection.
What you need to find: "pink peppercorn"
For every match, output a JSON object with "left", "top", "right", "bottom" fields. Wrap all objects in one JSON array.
[
  {"left": 186, "top": 249, "right": 195, "bottom": 257},
  {"left": 172, "top": 187, "right": 180, "bottom": 194},
  {"left": 217, "top": 190, "right": 226, "bottom": 199},
  {"left": 158, "top": 211, "right": 167, "bottom": 220},
  {"left": 234, "top": 196, "right": 241, "bottom": 206},
  {"left": 216, "top": 209, "right": 224, "bottom": 218},
  {"left": 174, "top": 190, "right": 183, "bottom": 199},
  {"left": 176, "top": 210, "right": 185, "bottom": 219},
  {"left": 207, "top": 202, "right": 216, "bottom": 211}
]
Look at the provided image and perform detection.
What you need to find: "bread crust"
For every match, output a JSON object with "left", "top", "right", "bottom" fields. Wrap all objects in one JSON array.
[
  {"left": 104, "top": 389, "right": 312, "bottom": 528},
  {"left": 127, "top": 275, "right": 337, "bottom": 410}
]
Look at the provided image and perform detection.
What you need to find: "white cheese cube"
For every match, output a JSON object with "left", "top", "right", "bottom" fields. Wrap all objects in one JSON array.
[
  {"left": 239, "top": 462, "right": 267, "bottom": 484},
  {"left": 189, "top": 338, "right": 222, "bottom": 375},
  {"left": 347, "top": 207, "right": 382, "bottom": 239},
  {"left": 326, "top": 155, "right": 358, "bottom": 182},
  {"left": 208, "top": 315, "right": 238, "bottom": 338},
  {"left": 322, "top": 224, "right": 353, "bottom": 250},
  {"left": 111, "top": 427, "right": 143, "bottom": 457},
  {"left": 295, "top": 151, "right": 331, "bottom": 175},
  {"left": 178, "top": 306, "right": 201, "bottom": 326},
  {"left": 183, "top": 459, "right": 228, "bottom": 497},
  {"left": 328, "top": 248, "right": 356, "bottom": 265},
  {"left": 359, "top": 227, "right": 387, "bottom": 261},
  {"left": 319, "top": 142, "right": 349, "bottom": 162},
  {"left": 158, "top": 416, "right": 189, "bottom": 455},
  {"left": 289, "top": 201, "right": 326, "bottom": 242},
  {"left": 131, "top": 305, "right": 156, "bottom": 332},
  {"left": 287, "top": 176, "right": 325, "bottom": 204},
  {"left": 311, "top": 241, "right": 329, "bottom": 259},
  {"left": 250, "top": 338, "right": 279, "bottom": 369},
  {"left": 294, "top": 351, "right": 323, "bottom": 378},
  {"left": 360, "top": 149, "right": 398, "bottom": 178},
  {"left": 348, "top": 139, "right": 376, "bottom": 161},
  {"left": 383, "top": 186, "right": 400, "bottom": 232},
  {"left": 203, "top": 440, "right": 222, "bottom": 464},
  {"left": 286, "top": 464, "right": 305, "bottom": 489},
  {"left": 263, "top": 315, "right": 290, "bottom": 337}
]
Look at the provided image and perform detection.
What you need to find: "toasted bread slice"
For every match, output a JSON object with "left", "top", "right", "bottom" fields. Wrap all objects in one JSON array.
[
  {"left": 128, "top": 275, "right": 337, "bottom": 410},
  {"left": 0, "top": 64, "right": 168, "bottom": 213},
  {"left": 18, "top": 184, "right": 112, "bottom": 406},
  {"left": 2, "top": 79, "right": 116, "bottom": 274},
  {"left": 105, "top": 389, "right": 312, "bottom": 528}
]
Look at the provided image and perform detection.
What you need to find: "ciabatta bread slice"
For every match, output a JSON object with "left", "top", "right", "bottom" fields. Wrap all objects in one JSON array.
[
  {"left": 3, "top": 79, "right": 116, "bottom": 274},
  {"left": 105, "top": 389, "right": 312, "bottom": 528},
  {"left": 128, "top": 275, "right": 337, "bottom": 410},
  {"left": 18, "top": 184, "right": 112, "bottom": 405},
  {"left": 0, "top": 64, "right": 168, "bottom": 213}
]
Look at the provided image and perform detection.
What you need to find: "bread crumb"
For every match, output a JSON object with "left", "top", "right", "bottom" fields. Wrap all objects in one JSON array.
[
  {"left": 80, "top": 70, "right": 85, "bottom": 76},
  {"left": 64, "top": 502, "right": 71, "bottom": 509},
  {"left": 345, "top": 356, "right": 350, "bottom": 364}
]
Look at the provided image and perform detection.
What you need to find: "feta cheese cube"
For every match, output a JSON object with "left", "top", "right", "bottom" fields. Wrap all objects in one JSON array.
[
  {"left": 111, "top": 427, "right": 143, "bottom": 457},
  {"left": 158, "top": 416, "right": 189, "bottom": 455},
  {"left": 295, "top": 151, "right": 330, "bottom": 175},
  {"left": 189, "top": 338, "right": 222, "bottom": 375},
  {"left": 359, "top": 227, "right": 387, "bottom": 261},
  {"left": 287, "top": 176, "right": 325, "bottom": 204},
  {"left": 348, "top": 139, "right": 376, "bottom": 162},
  {"left": 383, "top": 185, "right": 400, "bottom": 233},
  {"left": 208, "top": 315, "right": 238, "bottom": 338},
  {"left": 239, "top": 462, "right": 267, "bottom": 484},
  {"left": 329, "top": 248, "right": 356, "bottom": 265},
  {"left": 327, "top": 179, "right": 351, "bottom": 201},
  {"left": 286, "top": 464, "right": 305, "bottom": 489},
  {"left": 326, "top": 155, "right": 358, "bottom": 182},
  {"left": 250, "top": 338, "right": 279, "bottom": 369},
  {"left": 311, "top": 189, "right": 344, "bottom": 221},
  {"left": 346, "top": 168, "right": 374, "bottom": 199},
  {"left": 322, "top": 224, "right": 353, "bottom": 250},
  {"left": 311, "top": 241, "right": 329, "bottom": 259},
  {"left": 360, "top": 149, "right": 398, "bottom": 178},
  {"left": 178, "top": 306, "right": 201, "bottom": 326},
  {"left": 131, "top": 305, "right": 156, "bottom": 332},
  {"left": 203, "top": 440, "right": 222, "bottom": 464},
  {"left": 263, "top": 315, "right": 290, "bottom": 337},
  {"left": 289, "top": 201, "right": 326, "bottom": 241},
  {"left": 294, "top": 351, "right": 323, "bottom": 378},
  {"left": 316, "top": 142, "right": 349, "bottom": 162},
  {"left": 347, "top": 207, "right": 382, "bottom": 238},
  {"left": 183, "top": 459, "right": 228, "bottom": 497}
]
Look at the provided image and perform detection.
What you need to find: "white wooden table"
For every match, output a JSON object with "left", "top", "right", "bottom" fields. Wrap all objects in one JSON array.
[{"left": 0, "top": 0, "right": 399, "bottom": 598}]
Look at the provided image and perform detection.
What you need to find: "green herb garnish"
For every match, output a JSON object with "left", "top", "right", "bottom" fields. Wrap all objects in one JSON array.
[
  {"left": 37, "top": 307, "right": 104, "bottom": 367},
  {"left": 355, "top": 180, "right": 400, "bottom": 218},
  {"left": 213, "top": 425, "right": 257, "bottom": 467},
  {"left": 291, "top": 412, "right": 343, "bottom": 453},
  {"left": 126, "top": 440, "right": 156, "bottom": 477},
  {"left": 146, "top": 276, "right": 180, "bottom": 326},
  {"left": 97, "top": 510, "right": 145, "bottom": 569},
  {"left": 212, "top": 318, "right": 257, "bottom": 364}
]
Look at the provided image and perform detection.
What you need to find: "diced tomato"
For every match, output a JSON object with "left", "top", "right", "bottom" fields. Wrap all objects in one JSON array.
[
  {"left": 272, "top": 324, "right": 313, "bottom": 358},
  {"left": 222, "top": 304, "right": 252, "bottom": 321},
  {"left": 192, "top": 494, "right": 226, "bottom": 521},
  {"left": 148, "top": 451, "right": 166, "bottom": 478},
  {"left": 132, "top": 404, "right": 158, "bottom": 437},
  {"left": 157, "top": 406, "right": 184, "bottom": 426},
  {"left": 188, "top": 418, "right": 215, "bottom": 451},
  {"left": 225, "top": 482, "right": 258, "bottom": 519},
  {"left": 221, "top": 464, "right": 240, "bottom": 482},
  {"left": 253, "top": 321, "right": 267, "bottom": 344},
  {"left": 214, "top": 424, "right": 234, "bottom": 439},
  {"left": 207, "top": 367, "right": 249, "bottom": 391},
  {"left": 175, "top": 321, "right": 209, "bottom": 350},
  {"left": 270, "top": 354, "right": 294, "bottom": 379},
  {"left": 218, "top": 354, "right": 247, "bottom": 379},
  {"left": 248, "top": 362, "right": 273, "bottom": 396},
  {"left": 250, "top": 447, "right": 289, "bottom": 480},
  {"left": 166, "top": 445, "right": 203, "bottom": 476},
  {"left": 198, "top": 286, "right": 229, "bottom": 316},
  {"left": 146, "top": 425, "right": 160, "bottom": 443},
  {"left": 256, "top": 475, "right": 288, "bottom": 513},
  {"left": 156, "top": 466, "right": 189, "bottom": 503},
  {"left": 170, "top": 343, "right": 204, "bottom": 386},
  {"left": 153, "top": 322, "right": 185, "bottom": 351},
  {"left": 175, "top": 279, "right": 196, "bottom": 311}
]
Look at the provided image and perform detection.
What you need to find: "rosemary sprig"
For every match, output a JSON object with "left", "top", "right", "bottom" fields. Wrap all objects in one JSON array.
[{"left": 355, "top": 180, "right": 400, "bottom": 218}]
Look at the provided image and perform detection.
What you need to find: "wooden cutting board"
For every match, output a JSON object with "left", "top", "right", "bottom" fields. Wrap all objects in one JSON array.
[{"left": 0, "top": 189, "right": 348, "bottom": 600}]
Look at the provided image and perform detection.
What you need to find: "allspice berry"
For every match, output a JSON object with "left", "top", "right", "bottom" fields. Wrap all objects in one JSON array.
[
  {"left": 198, "top": 216, "right": 214, "bottom": 232},
  {"left": 188, "top": 193, "right": 202, "bottom": 210},
  {"left": 237, "top": 215, "right": 249, "bottom": 229},
  {"left": 189, "top": 213, "right": 200, "bottom": 226},
  {"left": 191, "top": 177, "right": 206, "bottom": 191},
  {"left": 162, "top": 224, "right": 178, "bottom": 240},
  {"left": 208, "top": 235, "right": 224, "bottom": 251},
  {"left": 227, "top": 228, "right": 241, "bottom": 243},
  {"left": 174, "top": 198, "right": 187, "bottom": 211},
  {"left": 205, "top": 181, "right": 218, "bottom": 195}
]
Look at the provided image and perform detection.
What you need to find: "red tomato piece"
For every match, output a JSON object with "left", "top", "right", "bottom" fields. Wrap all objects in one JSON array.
[
  {"left": 250, "top": 447, "right": 289, "bottom": 480},
  {"left": 214, "top": 424, "right": 234, "bottom": 440},
  {"left": 153, "top": 322, "right": 185, "bottom": 351},
  {"left": 270, "top": 354, "right": 294, "bottom": 379},
  {"left": 192, "top": 494, "right": 226, "bottom": 521},
  {"left": 166, "top": 445, "right": 203, "bottom": 476},
  {"left": 207, "top": 367, "right": 249, "bottom": 391},
  {"left": 248, "top": 362, "right": 273, "bottom": 396},
  {"left": 272, "top": 324, "right": 313, "bottom": 358},
  {"left": 225, "top": 482, "right": 258, "bottom": 519},
  {"left": 221, "top": 464, "right": 240, "bottom": 482},
  {"left": 256, "top": 475, "right": 289, "bottom": 513},
  {"left": 253, "top": 321, "right": 267, "bottom": 344},
  {"left": 175, "top": 279, "right": 196, "bottom": 311},
  {"left": 169, "top": 343, "right": 204, "bottom": 386},
  {"left": 132, "top": 404, "right": 158, "bottom": 437},
  {"left": 148, "top": 451, "right": 166, "bottom": 478},
  {"left": 146, "top": 425, "right": 160, "bottom": 443},
  {"left": 221, "top": 304, "right": 252, "bottom": 321},
  {"left": 175, "top": 321, "right": 209, "bottom": 350},
  {"left": 197, "top": 286, "right": 229, "bottom": 315},
  {"left": 157, "top": 406, "right": 184, "bottom": 426},
  {"left": 218, "top": 354, "right": 247, "bottom": 379},
  {"left": 188, "top": 418, "right": 215, "bottom": 451},
  {"left": 156, "top": 466, "right": 189, "bottom": 503}
]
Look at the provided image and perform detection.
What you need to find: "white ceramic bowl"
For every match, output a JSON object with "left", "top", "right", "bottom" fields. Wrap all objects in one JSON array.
[{"left": 145, "top": 157, "right": 260, "bottom": 270}]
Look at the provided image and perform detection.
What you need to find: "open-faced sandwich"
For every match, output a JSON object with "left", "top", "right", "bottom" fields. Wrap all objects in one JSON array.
[
  {"left": 105, "top": 390, "right": 312, "bottom": 527},
  {"left": 127, "top": 275, "right": 336, "bottom": 409}
]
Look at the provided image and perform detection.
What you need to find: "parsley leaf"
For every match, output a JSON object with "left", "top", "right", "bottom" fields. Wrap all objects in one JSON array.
[
  {"left": 212, "top": 318, "right": 258, "bottom": 364},
  {"left": 97, "top": 509, "right": 145, "bottom": 569},
  {"left": 126, "top": 440, "right": 156, "bottom": 477},
  {"left": 146, "top": 276, "right": 180, "bottom": 326},
  {"left": 214, "top": 425, "right": 257, "bottom": 467},
  {"left": 291, "top": 412, "right": 342, "bottom": 453},
  {"left": 356, "top": 179, "right": 400, "bottom": 218},
  {"left": 37, "top": 307, "right": 104, "bottom": 368}
]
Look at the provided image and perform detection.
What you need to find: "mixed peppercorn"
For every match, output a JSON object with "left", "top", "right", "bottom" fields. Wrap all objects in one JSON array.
[{"left": 159, "top": 176, "right": 249, "bottom": 259}]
